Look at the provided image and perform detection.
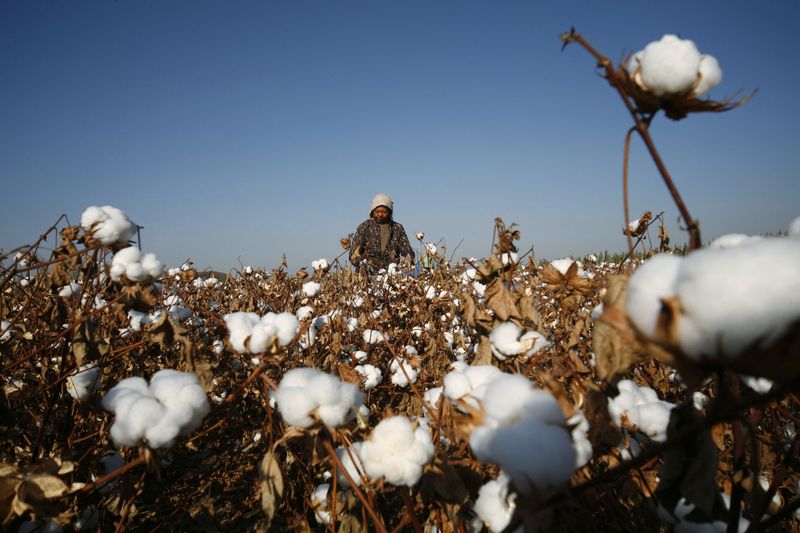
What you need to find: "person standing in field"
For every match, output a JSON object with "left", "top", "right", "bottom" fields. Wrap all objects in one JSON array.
[{"left": 349, "top": 193, "right": 415, "bottom": 272}]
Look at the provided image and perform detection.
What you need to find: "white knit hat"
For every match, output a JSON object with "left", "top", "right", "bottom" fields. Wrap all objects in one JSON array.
[{"left": 370, "top": 193, "right": 393, "bottom": 213}]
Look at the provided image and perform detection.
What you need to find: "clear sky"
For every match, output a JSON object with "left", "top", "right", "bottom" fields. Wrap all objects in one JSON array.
[{"left": 2, "top": 1, "right": 798, "bottom": 272}]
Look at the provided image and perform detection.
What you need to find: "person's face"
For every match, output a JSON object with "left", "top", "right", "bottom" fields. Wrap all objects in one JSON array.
[{"left": 372, "top": 206, "right": 390, "bottom": 222}]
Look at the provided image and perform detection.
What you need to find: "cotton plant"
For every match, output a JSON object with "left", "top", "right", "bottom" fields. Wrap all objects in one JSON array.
[
  {"left": 607, "top": 379, "right": 675, "bottom": 442},
  {"left": 488, "top": 322, "right": 551, "bottom": 361},
  {"left": 311, "top": 258, "right": 329, "bottom": 273},
  {"left": 625, "top": 34, "right": 722, "bottom": 98},
  {"left": 80, "top": 205, "right": 136, "bottom": 247},
  {"left": 626, "top": 232, "right": 800, "bottom": 376},
  {"left": 101, "top": 369, "right": 210, "bottom": 449},
  {"left": 223, "top": 311, "right": 300, "bottom": 354},
  {"left": 389, "top": 358, "right": 417, "bottom": 388},
  {"left": 302, "top": 281, "right": 321, "bottom": 297},
  {"left": 109, "top": 246, "right": 163, "bottom": 283},
  {"left": 272, "top": 368, "right": 363, "bottom": 428},
  {"left": 362, "top": 329, "right": 387, "bottom": 344},
  {"left": 58, "top": 282, "right": 82, "bottom": 298}
]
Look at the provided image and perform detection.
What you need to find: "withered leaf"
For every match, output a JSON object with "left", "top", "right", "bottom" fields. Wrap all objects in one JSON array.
[
  {"left": 259, "top": 451, "right": 284, "bottom": 524},
  {"left": 420, "top": 458, "right": 468, "bottom": 504},
  {"left": 483, "top": 278, "right": 520, "bottom": 322},
  {"left": 337, "top": 513, "right": 366, "bottom": 533},
  {"left": 472, "top": 336, "right": 493, "bottom": 366},
  {"left": 147, "top": 313, "right": 190, "bottom": 351}
]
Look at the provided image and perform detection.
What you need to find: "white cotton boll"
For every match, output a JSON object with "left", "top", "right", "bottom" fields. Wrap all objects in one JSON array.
[
  {"left": 550, "top": 258, "right": 583, "bottom": 276},
  {"left": 608, "top": 380, "right": 674, "bottom": 442},
  {"left": 472, "top": 281, "right": 486, "bottom": 297},
  {"left": 110, "top": 395, "right": 166, "bottom": 447},
  {"left": 58, "top": 282, "right": 83, "bottom": 298},
  {"left": 708, "top": 233, "right": 763, "bottom": 249},
  {"left": 639, "top": 34, "right": 702, "bottom": 97},
  {"left": 626, "top": 254, "right": 682, "bottom": 339},
  {"left": 739, "top": 375, "right": 774, "bottom": 394},
  {"left": 298, "top": 324, "right": 317, "bottom": 350},
  {"left": 425, "top": 285, "right": 437, "bottom": 299},
  {"left": 0, "top": 320, "right": 12, "bottom": 342},
  {"left": 692, "top": 54, "right": 722, "bottom": 97},
  {"left": 501, "top": 252, "right": 518, "bottom": 266},
  {"left": 362, "top": 329, "right": 386, "bottom": 344},
  {"left": 471, "top": 416, "right": 575, "bottom": 493},
  {"left": 302, "top": 281, "right": 321, "bottom": 297},
  {"left": 404, "top": 345, "right": 418, "bottom": 356},
  {"left": 345, "top": 317, "right": 359, "bottom": 332},
  {"left": 489, "top": 322, "right": 523, "bottom": 360},
  {"left": 125, "top": 262, "right": 146, "bottom": 282},
  {"left": 223, "top": 312, "right": 261, "bottom": 353},
  {"left": 789, "top": 216, "right": 800, "bottom": 237},
  {"left": 274, "top": 368, "right": 362, "bottom": 428},
  {"left": 353, "top": 350, "right": 367, "bottom": 362},
  {"left": 66, "top": 364, "right": 100, "bottom": 401},
  {"left": 355, "top": 364, "right": 383, "bottom": 390},
  {"left": 273, "top": 386, "right": 317, "bottom": 427},
  {"left": 360, "top": 416, "right": 434, "bottom": 487},
  {"left": 336, "top": 441, "right": 366, "bottom": 487},
  {"left": 443, "top": 372, "right": 473, "bottom": 400},
  {"left": 474, "top": 473, "right": 516, "bottom": 533},
  {"left": 101, "top": 377, "right": 152, "bottom": 411},
  {"left": 390, "top": 359, "right": 418, "bottom": 387},
  {"left": 311, "top": 483, "right": 331, "bottom": 525},
  {"left": 311, "top": 258, "right": 329, "bottom": 271},
  {"left": 140, "top": 253, "right": 163, "bottom": 279},
  {"left": 264, "top": 312, "right": 300, "bottom": 346},
  {"left": 424, "top": 243, "right": 437, "bottom": 256},
  {"left": 674, "top": 239, "right": 800, "bottom": 359},
  {"left": 296, "top": 306, "right": 313, "bottom": 321},
  {"left": 424, "top": 387, "right": 443, "bottom": 409},
  {"left": 521, "top": 331, "right": 551, "bottom": 357},
  {"left": 128, "top": 310, "right": 156, "bottom": 331},
  {"left": 481, "top": 375, "right": 565, "bottom": 428},
  {"left": 80, "top": 205, "right": 135, "bottom": 246},
  {"left": 625, "top": 50, "right": 644, "bottom": 77},
  {"left": 568, "top": 410, "right": 593, "bottom": 468}
]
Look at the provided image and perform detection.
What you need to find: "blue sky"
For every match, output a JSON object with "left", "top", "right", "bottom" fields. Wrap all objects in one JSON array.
[{"left": 2, "top": 1, "right": 798, "bottom": 271}]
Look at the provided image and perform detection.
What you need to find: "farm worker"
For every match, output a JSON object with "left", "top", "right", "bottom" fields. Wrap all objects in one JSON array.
[{"left": 349, "top": 193, "right": 415, "bottom": 272}]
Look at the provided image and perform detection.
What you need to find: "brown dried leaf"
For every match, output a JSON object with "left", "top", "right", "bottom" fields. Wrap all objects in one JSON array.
[
  {"left": 259, "top": 451, "right": 284, "bottom": 524},
  {"left": 483, "top": 278, "right": 520, "bottom": 322},
  {"left": 147, "top": 313, "right": 189, "bottom": 351},
  {"left": 472, "top": 336, "right": 493, "bottom": 366},
  {"left": 421, "top": 458, "right": 468, "bottom": 504}
]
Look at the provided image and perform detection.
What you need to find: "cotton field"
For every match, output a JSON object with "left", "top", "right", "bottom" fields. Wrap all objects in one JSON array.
[{"left": 2, "top": 31, "right": 799, "bottom": 533}]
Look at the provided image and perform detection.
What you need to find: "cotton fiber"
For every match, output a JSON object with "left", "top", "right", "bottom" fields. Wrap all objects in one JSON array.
[
  {"left": 80, "top": 205, "right": 135, "bottom": 247},
  {"left": 273, "top": 368, "right": 363, "bottom": 428}
]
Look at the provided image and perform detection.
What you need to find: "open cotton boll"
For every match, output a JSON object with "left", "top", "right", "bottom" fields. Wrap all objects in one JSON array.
[
  {"left": 336, "top": 441, "right": 366, "bottom": 487},
  {"left": 66, "top": 364, "right": 100, "bottom": 401},
  {"left": 262, "top": 312, "right": 300, "bottom": 347},
  {"left": 625, "top": 50, "right": 644, "bottom": 77},
  {"left": 355, "top": 364, "right": 383, "bottom": 390},
  {"left": 0, "top": 320, "right": 12, "bottom": 342},
  {"left": 362, "top": 329, "right": 386, "bottom": 344},
  {"left": 58, "top": 282, "right": 83, "bottom": 298},
  {"left": 639, "top": 34, "right": 702, "bottom": 96},
  {"left": 223, "top": 312, "right": 261, "bottom": 353},
  {"left": 692, "top": 54, "right": 722, "bottom": 97},
  {"left": 302, "top": 281, "right": 321, "bottom": 297},
  {"left": 674, "top": 238, "right": 800, "bottom": 360},
  {"left": 608, "top": 380, "right": 674, "bottom": 442},
  {"left": 489, "top": 322, "right": 549, "bottom": 360},
  {"left": 310, "top": 483, "right": 331, "bottom": 525},
  {"left": 360, "top": 416, "right": 434, "bottom": 487},
  {"left": 469, "top": 374, "right": 575, "bottom": 492},
  {"left": 443, "top": 364, "right": 503, "bottom": 405},
  {"left": 708, "top": 233, "right": 763, "bottom": 249},
  {"left": 390, "top": 359, "right": 417, "bottom": 387},
  {"left": 568, "top": 410, "right": 593, "bottom": 468},
  {"left": 789, "top": 216, "right": 800, "bottom": 237},
  {"left": 311, "top": 258, "right": 329, "bottom": 271},
  {"left": 474, "top": 473, "right": 516, "bottom": 533},
  {"left": 273, "top": 368, "right": 363, "bottom": 428},
  {"left": 626, "top": 253, "right": 682, "bottom": 339},
  {"left": 140, "top": 253, "right": 163, "bottom": 279},
  {"left": 550, "top": 258, "right": 584, "bottom": 276},
  {"left": 80, "top": 205, "right": 135, "bottom": 247},
  {"left": 296, "top": 306, "right": 313, "bottom": 321}
]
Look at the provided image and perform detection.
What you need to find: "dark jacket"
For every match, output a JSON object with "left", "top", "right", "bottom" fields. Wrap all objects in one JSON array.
[{"left": 349, "top": 218, "right": 415, "bottom": 271}]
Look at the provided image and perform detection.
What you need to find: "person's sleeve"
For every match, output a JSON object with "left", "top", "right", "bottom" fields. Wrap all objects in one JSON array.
[
  {"left": 349, "top": 222, "right": 367, "bottom": 266},
  {"left": 396, "top": 224, "right": 415, "bottom": 260}
]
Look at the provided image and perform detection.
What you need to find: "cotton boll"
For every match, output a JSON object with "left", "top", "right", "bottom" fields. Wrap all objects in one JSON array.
[
  {"left": 520, "top": 331, "right": 551, "bottom": 357},
  {"left": 674, "top": 239, "right": 800, "bottom": 359},
  {"left": 296, "top": 306, "right": 314, "bottom": 321},
  {"left": 550, "top": 258, "right": 584, "bottom": 276},
  {"left": 362, "top": 329, "right": 386, "bottom": 344},
  {"left": 66, "top": 364, "right": 100, "bottom": 401},
  {"left": 360, "top": 416, "right": 434, "bottom": 487},
  {"left": 336, "top": 442, "right": 366, "bottom": 487},
  {"left": 223, "top": 312, "right": 261, "bottom": 353},
  {"left": 568, "top": 410, "right": 593, "bottom": 468},
  {"left": 481, "top": 375, "right": 565, "bottom": 428},
  {"left": 608, "top": 380, "right": 675, "bottom": 442},
  {"left": 273, "top": 386, "right": 318, "bottom": 427},
  {"left": 101, "top": 377, "right": 152, "bottom": 411},
  {"left": 302, "top": 281, "right": 321, "bottom": 297},
  {"left": 390, "top": 359, "right": 418, "bottom": 387},
  {"left": 110, "top": 395, "right": 166, "bottom": 447},
  {"left": 81, "top": 205, "right": 135, "bottom": 246},
  {"left": 263, "top": 312, "right": 300, "bottom": 346},
  {"left": 708, "top": 233, "right": 763, "bottom": 249},
  {"left": 692, "top": 54, "right": 722, "bottom": 97},
  {"left": 489, "top": 322, "right": 523, "bottom": 359},
  {"left": 140, "top": 253, "right": 163, "bottom": 279},
  {"left": 626, "top": 254, "right": 682, "bottom": 339},
  {"left": 789, "top": 216, "right": 800, "bottom": 237},
  {"left": 125, "top": 262, "right": 146, "bottom": 282},
  {"left": 355, "top": 364, "right": 383, "bottom": 390},
  {"left": 625, "top": 50, "right": 644, "bottom": 77},
  {"left": 639, "top": 34, "right": 702, "bottom": 97},
  {"left": 443, "top": 371, "right": 473, "bottom": 400},
  {"left": 474, "top": 473, "right": 516, "bottom": 533},
  {"left": 274, "top": 368, "right": 363, "bottom": 428}
]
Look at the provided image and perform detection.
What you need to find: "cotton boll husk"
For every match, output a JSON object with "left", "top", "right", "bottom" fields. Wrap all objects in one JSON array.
[
  {"left": 474, "top": 473, "right": 516, "bottom": 533},
  {"left": 674, "top": 238, "right": 800, "bottom": 360},
  {"left": 360, "top": 416, "right": 434, "bottom": 487},
  {"left": 470, "top": 417, "right": 576, "bottom": 493},
  {"left": 639, "top": 34, "right": 702, "bottom": 96},
  {"left": 625, "top": 50, "right": 644, "bottom": 77},
  {"left": 627, "top": 253, "right": 682, "bottom": 339},
  {"left": 692, "top": 54, "right": 722, "bottom": 97}
]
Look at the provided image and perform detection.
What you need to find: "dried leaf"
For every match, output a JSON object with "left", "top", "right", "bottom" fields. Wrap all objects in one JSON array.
[
  {"left": 259, "top": 451, "right": 284, "bottom": 524},
  {"left": 147, "top": 313, "right": 189, "bottom": 351},
  {"left": 421, "top": 458, "right": 468, "bottom": 504},
  {"left": 483, "top": 278, "right": 520, "bottom": 322},
  {"left": 472, "top": 336, "right": 493, "bottom": 366}
]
